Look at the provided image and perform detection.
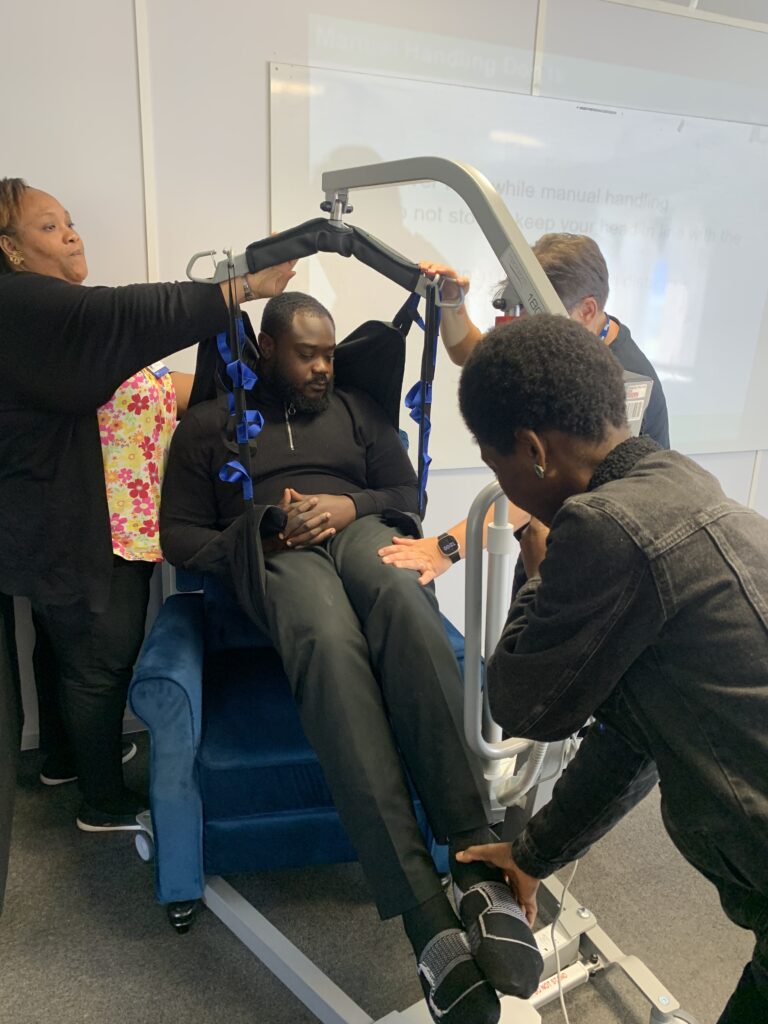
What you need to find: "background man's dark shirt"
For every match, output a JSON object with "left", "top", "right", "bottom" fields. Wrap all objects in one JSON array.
[{"left": 610, "top": 317, "right": 670, "bottom": 449}]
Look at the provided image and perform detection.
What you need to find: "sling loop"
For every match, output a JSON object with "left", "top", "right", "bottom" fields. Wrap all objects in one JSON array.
[
  {"left": 404, "top": 284, "right": 440, "bottom": 517},
  {"left": 215, "top": 265, "right": 263, "bottom": 504}
]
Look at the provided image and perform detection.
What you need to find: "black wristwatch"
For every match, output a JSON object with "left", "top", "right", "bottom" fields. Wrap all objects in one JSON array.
[{"left": 437, "top": 532, "right": 461, "bottom": 564}]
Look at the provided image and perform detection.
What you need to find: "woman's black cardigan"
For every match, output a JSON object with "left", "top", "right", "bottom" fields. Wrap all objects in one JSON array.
[{"left": 0, "top": 271, "right": 228, "bottom": 612}]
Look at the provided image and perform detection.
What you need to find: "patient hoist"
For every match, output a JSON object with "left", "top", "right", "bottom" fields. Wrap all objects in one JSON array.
[{"left": 133, "top": 157, "right": 697, "bottom": 1024}]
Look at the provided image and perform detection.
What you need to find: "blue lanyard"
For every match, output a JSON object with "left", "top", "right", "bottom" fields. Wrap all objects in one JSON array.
[{"left": 599, "top": 315, "right": 611, "bottom": 341}]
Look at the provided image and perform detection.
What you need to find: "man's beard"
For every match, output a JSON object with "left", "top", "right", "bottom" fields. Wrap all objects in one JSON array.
[{"left": 273, "top": 369, "right": 333, "bottom": 414}]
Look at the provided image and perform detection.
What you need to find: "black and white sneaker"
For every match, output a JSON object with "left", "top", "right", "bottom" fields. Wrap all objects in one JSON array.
[
  {"left": 40, "top": 741, "right": 138, "bottom": 786},
  {"left": 417, "top": 928, "right": 500, "bottom": 1024},
  {"left": 450, "top": 827, "right": 544, "bottom": 999},
  {"left": 76, "top": 789, "right": 147, "bottom": 833},
  {"left": 454, "top": 880, "right": 543, "bottom": 999}
]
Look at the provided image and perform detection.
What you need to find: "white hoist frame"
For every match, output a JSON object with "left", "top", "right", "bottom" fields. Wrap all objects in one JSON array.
[{"left": 142, "top": 157, "right": 698, "bottom": 1024}]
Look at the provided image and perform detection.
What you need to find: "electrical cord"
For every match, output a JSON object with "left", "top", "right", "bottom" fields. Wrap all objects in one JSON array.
[{"left": 549, "top": 860, "right": 580, "bottom": 1024}]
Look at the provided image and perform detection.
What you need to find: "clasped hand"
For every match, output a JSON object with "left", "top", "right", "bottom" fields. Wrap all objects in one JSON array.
[
  {"left": 276, "top": 488, "right": 355, "bottom": 549},
  {"left": 519, "top": 517, "right": 550, "bottom": 578}
]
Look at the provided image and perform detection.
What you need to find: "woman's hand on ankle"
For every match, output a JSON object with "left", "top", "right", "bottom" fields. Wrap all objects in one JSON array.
[{"left": 456, "top": 842, "right": 540, "bottom": 927}]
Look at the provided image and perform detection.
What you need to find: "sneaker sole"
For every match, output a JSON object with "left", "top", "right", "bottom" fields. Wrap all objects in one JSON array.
[
  {"left": 39, "top": 741, "right": 138, "bottom": 787},
  {"left": 76, "top": 818, "right": 143, "bottom": 833},
  {"left": 40, "top": 773, "right": 78, "bottom": 787},
  {"left": 457, "top": 883, "right": 544, "bottom": 998},
  {"left": 121, "top": 741, "right": 139, "bottom": 766}
]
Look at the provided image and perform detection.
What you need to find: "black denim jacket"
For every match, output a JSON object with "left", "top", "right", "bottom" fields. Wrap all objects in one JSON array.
[{"left": 489, "top": 437, "right": 768, "bottom": 885}]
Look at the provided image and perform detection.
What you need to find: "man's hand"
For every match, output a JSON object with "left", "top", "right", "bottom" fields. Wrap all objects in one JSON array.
[
  {"left": 519, "top": 517, "right": 550, "bottom": 578},
  {"left": 455, "top": 842, "right": 541, "bottom": 927},
  {"left": 279, "top": 488, "right": 356, "bottom": 548},
  {"left": 419, "top": 261, "right": 470, "bottom": 304},
  {"left": 378, "top": 535, "right": 452, "bottom": 586},
  {"left": 419, "top": 261, "right": 481, "bottom": 365}
]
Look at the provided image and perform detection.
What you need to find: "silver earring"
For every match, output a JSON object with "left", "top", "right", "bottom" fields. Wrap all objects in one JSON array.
[{"left": 534, "top": 464, "right": 545, "bottom": 480}]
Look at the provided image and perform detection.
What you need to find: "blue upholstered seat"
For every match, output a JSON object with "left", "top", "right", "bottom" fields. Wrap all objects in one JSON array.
[{"left": 129, "top": 573, "right": 460, "bottom": 904}]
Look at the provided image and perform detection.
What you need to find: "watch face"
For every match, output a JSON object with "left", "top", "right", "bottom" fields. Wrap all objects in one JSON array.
[{"left": 438, "top": 534, "right": 460, "bottom": 557}]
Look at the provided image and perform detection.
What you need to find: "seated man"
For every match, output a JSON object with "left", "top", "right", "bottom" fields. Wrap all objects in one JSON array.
[{"left": 159, "top": 292, "right": 544, "bottom": 1024}]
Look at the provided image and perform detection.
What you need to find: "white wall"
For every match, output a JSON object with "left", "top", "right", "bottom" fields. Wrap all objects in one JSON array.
[
  {"left": 4, "top": 0, "right": 767, "bottom": 745},
  {"left": 4, "top": 0, "right": 151, "bottom": 747}
]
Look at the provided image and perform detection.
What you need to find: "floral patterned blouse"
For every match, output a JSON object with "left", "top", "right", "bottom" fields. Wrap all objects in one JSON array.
[{"left": 97, "top": 365, "right": 176, "bottom": 562}]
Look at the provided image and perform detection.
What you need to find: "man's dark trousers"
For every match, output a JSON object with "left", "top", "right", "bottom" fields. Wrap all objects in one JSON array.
[{"left": 256, "top": 515, "right": 490, "bottom": 919}]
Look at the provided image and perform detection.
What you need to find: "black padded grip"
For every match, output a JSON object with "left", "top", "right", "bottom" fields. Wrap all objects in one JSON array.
[
  {"left": 345, "top": 225, "right": 420, "bottom": 292},
  {"left": 244, "top": 218, "right": 335, "bottom": 269},
  {"left": 245, "top": 218, "right": 420, "bottom": 292}
]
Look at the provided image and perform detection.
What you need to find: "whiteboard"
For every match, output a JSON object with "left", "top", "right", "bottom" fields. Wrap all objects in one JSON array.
[{"left": 270, "top": 62, "right": 768, "bottom": 466}]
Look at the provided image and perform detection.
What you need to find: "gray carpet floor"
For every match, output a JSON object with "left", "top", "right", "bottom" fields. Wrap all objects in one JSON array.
[{"left": 0, "top": 736, "right": 754, "bottom": 1024}]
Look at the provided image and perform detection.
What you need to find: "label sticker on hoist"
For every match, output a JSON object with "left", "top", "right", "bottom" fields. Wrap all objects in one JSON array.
[
  {"left": 624, "top": 380, "right": 652, "bottom": 434},
  {"left": 499, "top": 244, "right": 547, "bottom": 316}
]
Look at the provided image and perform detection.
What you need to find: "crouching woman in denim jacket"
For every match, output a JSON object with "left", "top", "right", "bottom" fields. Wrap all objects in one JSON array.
[{"left": 457, "top": 314, "right": 768, "bottom": 1024}]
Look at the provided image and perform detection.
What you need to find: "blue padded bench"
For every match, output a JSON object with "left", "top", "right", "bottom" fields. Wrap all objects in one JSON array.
[{"left": 129, "top": 571, "right": 460, "bottom": 921}]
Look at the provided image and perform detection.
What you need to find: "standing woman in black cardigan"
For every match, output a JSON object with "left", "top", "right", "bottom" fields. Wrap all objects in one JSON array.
[{"left": 0, "top": 177, "right": 295, "bottom": 831}]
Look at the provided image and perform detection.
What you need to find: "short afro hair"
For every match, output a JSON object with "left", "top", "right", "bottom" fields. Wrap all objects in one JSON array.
[
  {"left": 459, "top": 314, "right": 627, "bottom": 454},
  {"left": 261, "top": 291, "right": 334, "bottom": 342}
]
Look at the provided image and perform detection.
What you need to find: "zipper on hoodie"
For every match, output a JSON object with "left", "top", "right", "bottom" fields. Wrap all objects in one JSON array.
[{"left": 284, "top": 403, "right": 295, "bottom": 452}]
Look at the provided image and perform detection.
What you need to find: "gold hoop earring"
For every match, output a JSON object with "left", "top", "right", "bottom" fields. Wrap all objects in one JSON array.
[
  {"left": 8, "top": 251, "right": 24, "bottom": 266},
  {"left": 534, "top": 464, "right": 545, "bottom": 480}
]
